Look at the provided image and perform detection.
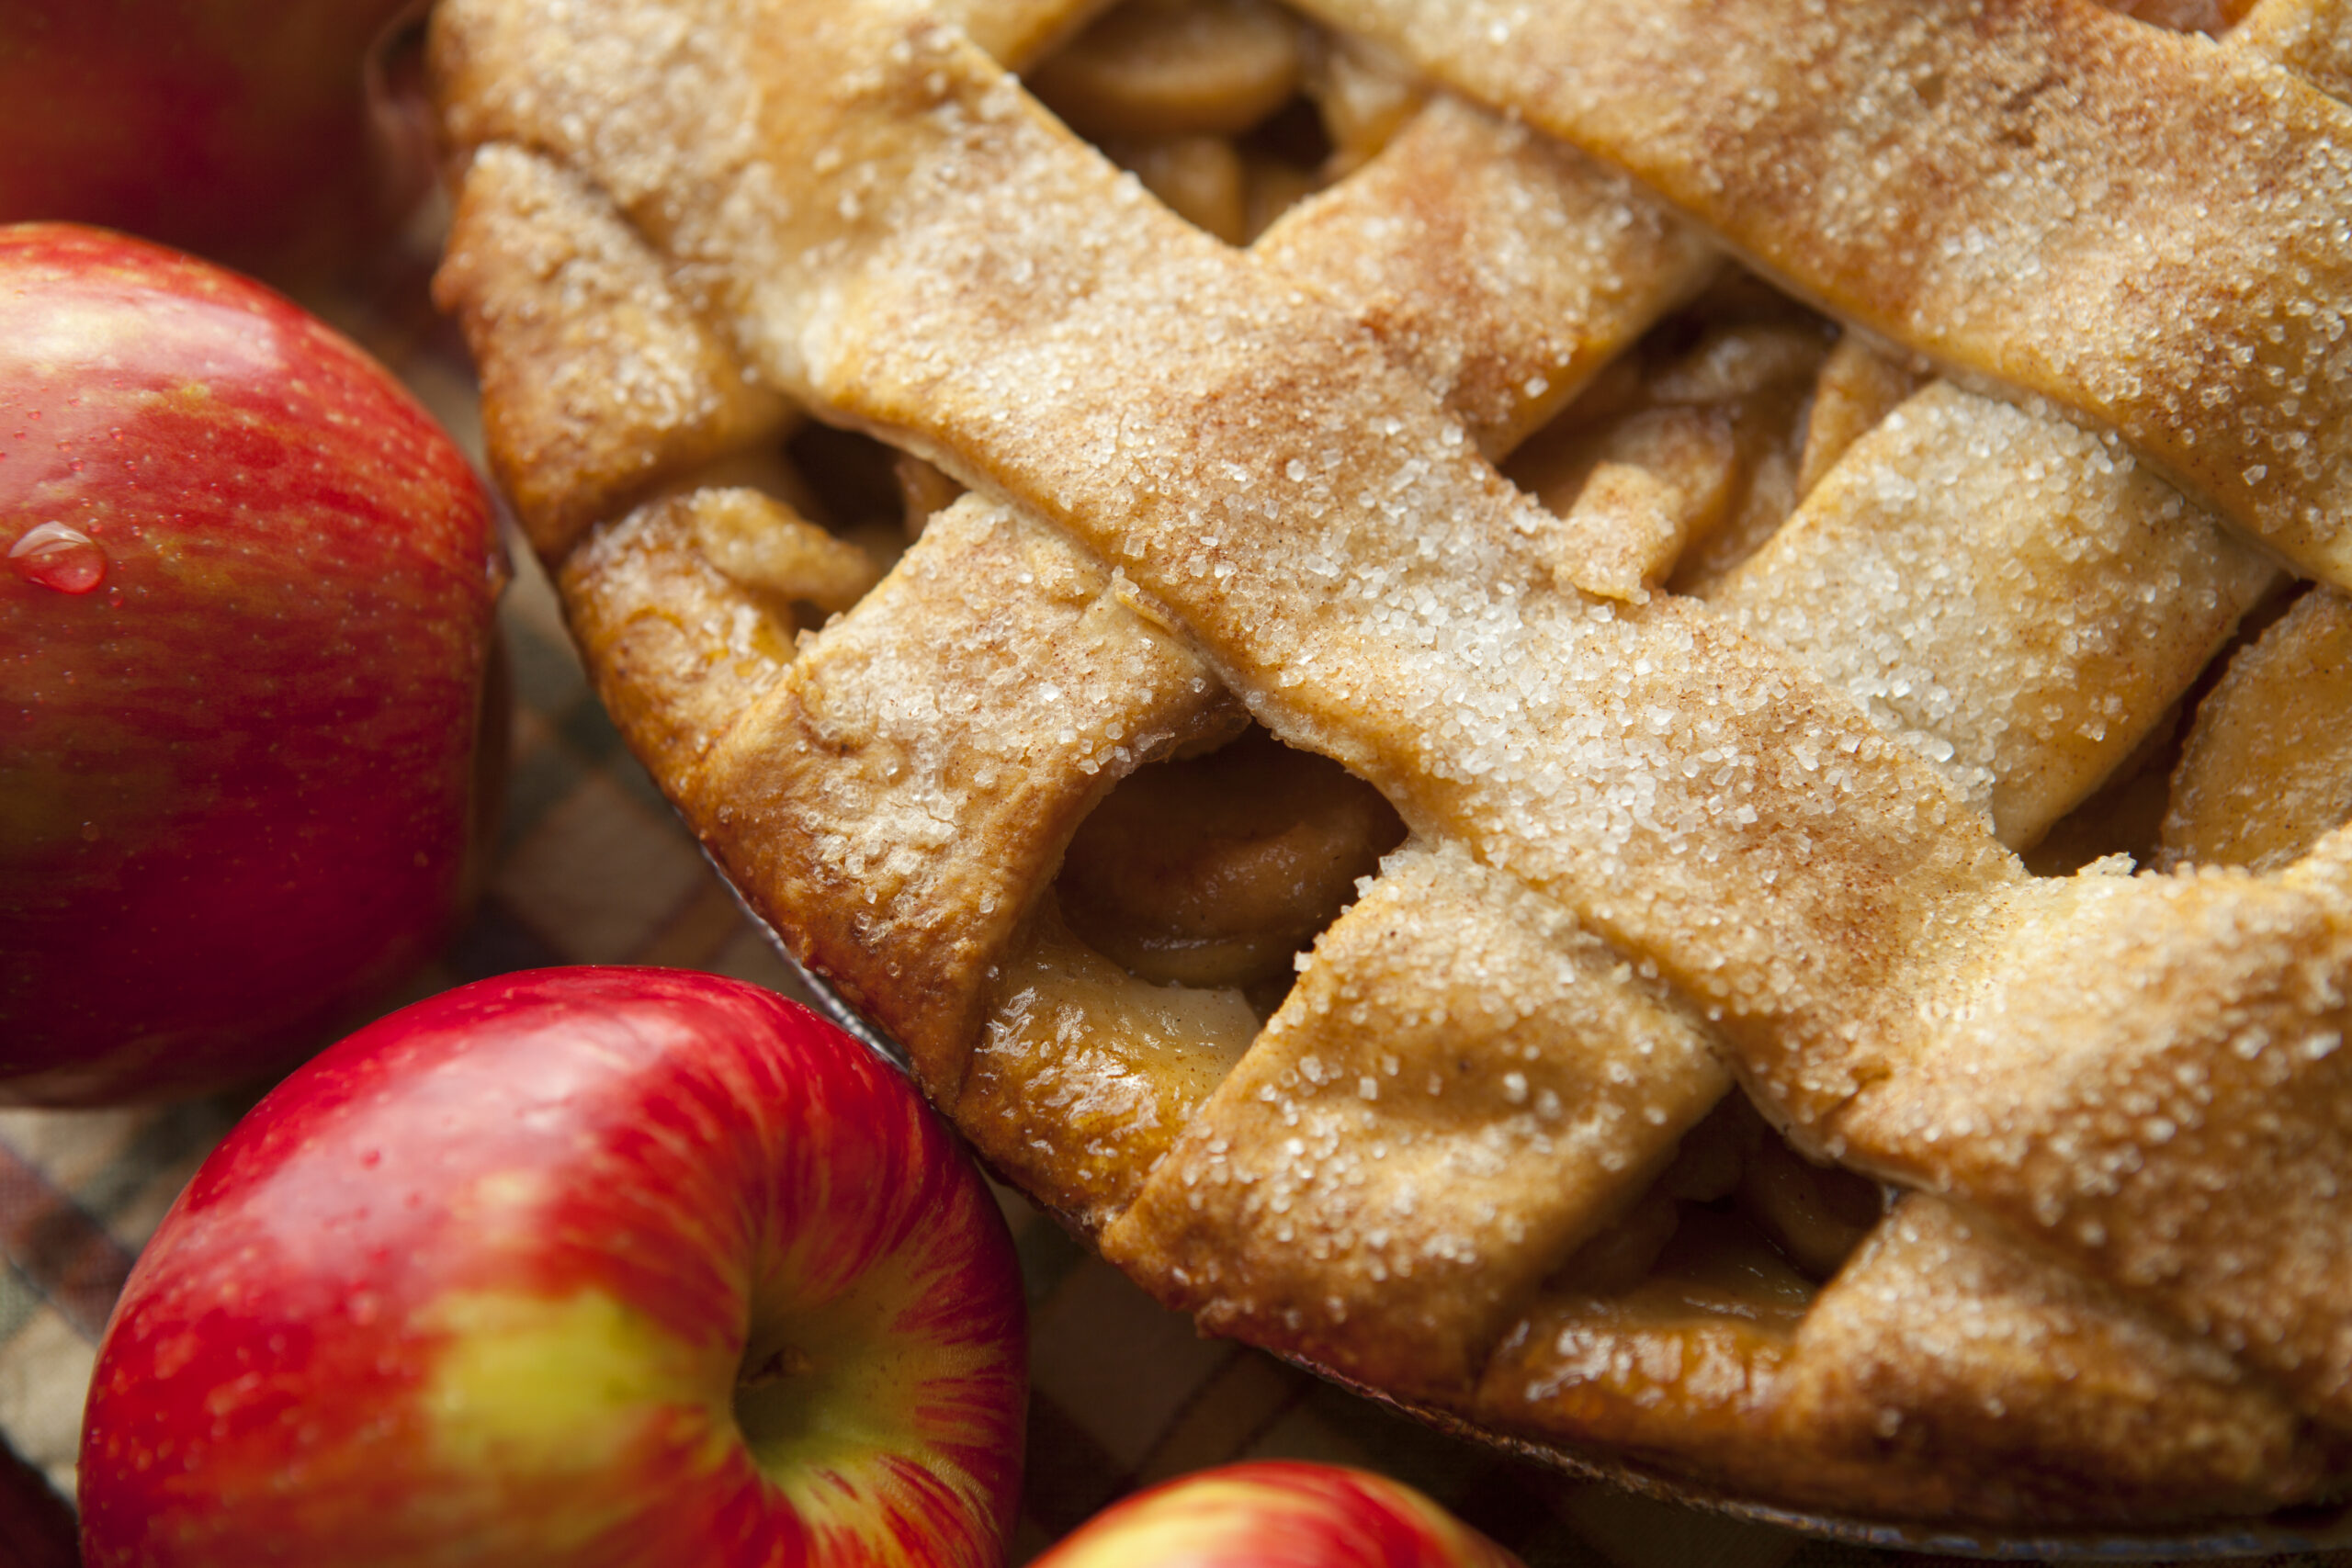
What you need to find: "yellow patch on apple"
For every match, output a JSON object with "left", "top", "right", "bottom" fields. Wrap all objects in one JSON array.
[{"left": 420, "top": 1286, "right": 734, "bottom": 1495}]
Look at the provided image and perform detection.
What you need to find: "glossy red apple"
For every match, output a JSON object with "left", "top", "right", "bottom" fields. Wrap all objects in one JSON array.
[
  {"left": 79, "top": 966, "right": 1029, "bottom": 1567},
  {"left": 1034, "top": 1462, "right": 1525, "bottom": 1568},
  {"left": 0, "top": 222, "right": 503, "bottom": 1104},
  {"left": 0, "top": 0, "right": 432, "bottom": 284}
]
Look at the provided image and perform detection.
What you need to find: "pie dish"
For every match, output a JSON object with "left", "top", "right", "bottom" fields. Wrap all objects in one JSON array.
[{"left": 426, "top": 0, "right": 2352, "bottom": 1538}]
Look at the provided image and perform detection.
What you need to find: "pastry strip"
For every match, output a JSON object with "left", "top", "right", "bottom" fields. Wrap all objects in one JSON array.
[
  {"left": 1296, "top": 0, "right": 2352, "bottom": 590},
  {"left": 956, "top": 902, "right": 1262, "bottom": 1231},
  {"left": 432, "top": 145, "right": 792, "bottom": 558},
  {"left": 1784, "top": 1195, "right": 2312, "bottom": 1523},
  {"left": 434, "top": 71, "right": 1736, "bottom": 1236},
  {"left": 2160, "top": 585, "right": 2352, "bottom": 870},
  {"left": 2240, "top": 0, "right": 2352, "bottom": 96},
  {"left": 436, "top": 39, "right": 1781, "bottom": 1416},
  {"left": 1104, "top": 841, "right": 1728, "bottom": 1396},
  {"left": 1474, "top": 1190, "right": 2322, "bottom": 1527},
  {"left": 693, "top": 493, "right": 1240, "bottom": 1095},
  {"left": 1251, "top": 95, "right": 1720, "bottom": 460},
  {"left": 1707, "top": 4, "right": 2324, "bottom": 849},
  {"left": 1713, "top": 383, "right": 2277, "bottom": 847},
  {"left": 558, "top": 494, "right": 799, "bottom": 786}
]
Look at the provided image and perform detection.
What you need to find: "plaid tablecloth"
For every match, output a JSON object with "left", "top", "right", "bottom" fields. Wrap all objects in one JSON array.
[{"left": 2, "top": 223, "right": 2346, "bottom": 1568}]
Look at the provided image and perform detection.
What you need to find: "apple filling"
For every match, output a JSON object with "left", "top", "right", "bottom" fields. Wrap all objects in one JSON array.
[{"left": 1056, "top": 724, "right": 1405, "bottom": 997}]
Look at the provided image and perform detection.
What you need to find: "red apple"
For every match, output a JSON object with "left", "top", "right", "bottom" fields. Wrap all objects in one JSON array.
[
  {"left": 1034, "top": 1462, "right": 1526, "bottom": 1568},
  {"left": 0, "top": 222, "right": 503, "bottom": 1104},
  {"left": 78, "top": 966, "right": 1029, "bottom": 1567},
  {"left": 0, "top": 0, "right": 433, "bottom": 285}
]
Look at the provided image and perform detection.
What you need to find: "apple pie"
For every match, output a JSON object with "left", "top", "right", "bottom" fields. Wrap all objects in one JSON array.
[{"left": 427, "top": 0, "right": 2352, "bottom": 1537}]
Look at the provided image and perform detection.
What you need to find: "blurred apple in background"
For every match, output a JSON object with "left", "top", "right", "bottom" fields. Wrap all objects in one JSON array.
[
  {"left": 79, "top": 967, "right": 1029, "bottom": 1568},
  {"left": 0, "top": 0, "right": 433, "bottom": 286},
  {"left": 1032, "top": 1461, "right": 1526, "bottom": 1568},
  {"left": 0, "top": 222, "right": 503, "bottom": 1104}
]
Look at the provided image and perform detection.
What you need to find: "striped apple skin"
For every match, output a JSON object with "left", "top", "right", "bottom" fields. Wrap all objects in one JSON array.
[
  {"left": 1032, "top": 1461, "right": 1526, "bottom": 1568},
  {"left": 79, "top": 967, "right": 1026, "bottom": 1567},
  {"left": 0, "top": 221, "right": 502, "bottom": 1102}
]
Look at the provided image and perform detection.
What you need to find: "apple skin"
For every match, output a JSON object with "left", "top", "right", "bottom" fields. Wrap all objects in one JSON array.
[
  {"left": 0, "top": 222, "right": 503, "bottom": 1104},
  {"left": 0, "top": 0, "right": 430, "bottom": 285},
  {"left": 1033, "top": 1462, "right": 1526, "bottom": 1568},
  {"left": 79, "top": 966, "right": 1029, "bottom": 1567}
]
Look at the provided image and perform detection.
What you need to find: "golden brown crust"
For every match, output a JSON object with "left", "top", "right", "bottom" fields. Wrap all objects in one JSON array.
[
  {"left": 1838, "top": 848, "right": 2352, "bottom": 1426},
  {"left": 1478, "top": 1192, "right": 2329, "bottom": 1525},
  {"left": 1792, "top": 335, "right": 1928, "bottom": 500},
  {"left": 956, "top": 901, "right": 1259, "bottom": 1230},
  {"left": 1714, "top": 382, "right": 2278, "bottom": 848},
  {"left": 2240, "top": 0, "right": 2352, "bottom": 96},
  {"left": 1252, "top": 96, "right": 1720, "bottom": 459},
  {"left": 1312, "top": 0, "right": 2352, "bottom": 589},
  {"left": 434, "top": 145, "right": 790, "bottom": 558},
  {"left": 429, "top": 0, "right": 2352, "bottom": 1529},
  {"left": 1779, "top": 1196, "right": 2326, "bottom": 1524},
  {"left": 690, "top": 494, "right": 1240, "bottom": 1094},
  {"left": 1105, "top": 843, "right": 1729, "bottom": 1397},
  {"left": 557, "top": 496, "right": 797, "bottom": 784},
  {"left": 1476, "top": 1296, "right": 1793, "bottom": 1504},
  {"left": 2162, "top": 585, "right": 2352, "bottom": 871}
]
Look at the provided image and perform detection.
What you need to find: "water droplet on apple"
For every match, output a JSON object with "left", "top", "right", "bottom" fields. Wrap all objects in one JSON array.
[{"left": 8, "top": 522, "right": 108, "bottom": 594}]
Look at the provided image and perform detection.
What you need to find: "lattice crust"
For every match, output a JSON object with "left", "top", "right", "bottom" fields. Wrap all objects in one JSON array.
[
  {"left": 1103, "top": 841, "right": 1730, "bottom": 1398},
  {"left": 2243, "top": 0, "right": 2352, "bottom": 97},
  {"left": 431, "top": 145, "right": 795, "bottom": 558},
  {"left": 1713, "top": 382, "right": 2278, "bottom": 849},
  {"left": 1485, "top": 1191, "right": 2327, "bottom": 1524},
  {"left": 431, "top": 0, "right": 2352, "bottom": 1528},
  {"left": 695, "top": 491, "right": 1248, "bottom": 1088},
  {"left": 1306, "top": 0, "right": 2352, "bottom": 589},
  {"left": 2160, "top": 584, "right": 2352, "bottom": 872},
  {"left": 1250, "top": 96, "right": 1721, "bottom": 460}
]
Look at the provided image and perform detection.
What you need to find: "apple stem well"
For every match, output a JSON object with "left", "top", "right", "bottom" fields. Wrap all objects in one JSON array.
[
  {"left": 78, "top": 967, "right": 1029, "bottom": 1568},
  {"left": 741, "top": 1344, "right": 820, "bottom": 1389}
]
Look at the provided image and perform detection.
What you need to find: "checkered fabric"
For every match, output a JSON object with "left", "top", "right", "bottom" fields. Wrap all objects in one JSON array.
[{"left": 1, "top": 219, "right": 2346, "bottom": 1568}]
